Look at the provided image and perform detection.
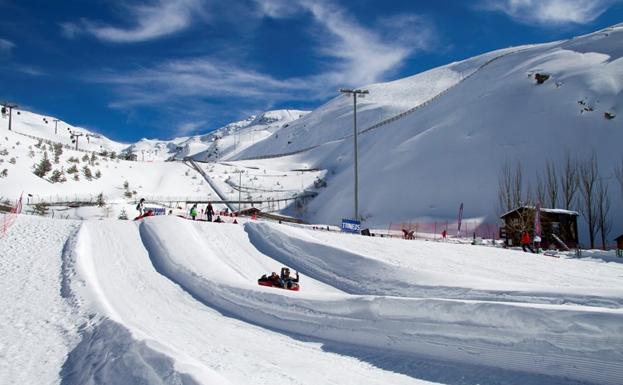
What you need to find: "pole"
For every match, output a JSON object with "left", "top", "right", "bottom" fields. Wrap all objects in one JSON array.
[
  {"left": 353, "top": 92, "right": 359, "bottom": 222},
  {"left": 238, "top": 171, "right": 242, "bottom": 214},
  {"left": 339, "top": 88, "right": 368, "bottom": 222},
  {"left": 8, "top": 106, "right": 13, "bottom": 131},
  {"left": 53, "top": 119, "right": 59, "bottom": 135}
]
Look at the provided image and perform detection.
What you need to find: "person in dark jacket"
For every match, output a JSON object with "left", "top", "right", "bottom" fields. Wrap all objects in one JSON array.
[
  {"left": 206, "top": 202, "right": 214, "bottom": 222},
  {"left": 280, "top": 267, "right": 299, "bottom": 289},
  {"left": 136, "top": 198, "right": 145, "bottom": 216}
]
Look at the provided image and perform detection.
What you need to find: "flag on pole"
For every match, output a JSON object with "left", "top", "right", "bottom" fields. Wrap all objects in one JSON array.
[
  {"left": 535, "top": 201, "right": 542, "bottom": 237},
  {"left": 457, "top": 202, "right": 464, "bottom": 237}
]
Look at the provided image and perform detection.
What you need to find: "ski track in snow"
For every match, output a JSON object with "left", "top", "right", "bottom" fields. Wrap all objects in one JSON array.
[
  {"left": 0, "top": 215, "right": 82, "bottom": 385},
  {"left": 67, "top": 215, "right": 623, "bottom": 385},
  {"left": 73, "top": 218, "right": 425, "bottom": 385}
]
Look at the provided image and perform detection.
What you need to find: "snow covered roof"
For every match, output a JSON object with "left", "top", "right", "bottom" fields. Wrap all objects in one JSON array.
[{"left": 500, "top": 206, "right": 579, "bottom": 218}]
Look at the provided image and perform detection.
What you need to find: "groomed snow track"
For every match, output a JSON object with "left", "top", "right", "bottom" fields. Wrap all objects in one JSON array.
[{"left": 73, "top": 216, "right": 623, "bottom": 385}]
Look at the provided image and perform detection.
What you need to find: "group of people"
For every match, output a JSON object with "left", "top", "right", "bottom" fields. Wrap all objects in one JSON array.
[
  {"left": 261, "top": 267, "right": 299, "bottom": 290},
  {"left": 189, "top": 203, "right": 216, "bottom": 221},
  {"left": 137, "top": 199, "right": 226, "bottom": 222}
]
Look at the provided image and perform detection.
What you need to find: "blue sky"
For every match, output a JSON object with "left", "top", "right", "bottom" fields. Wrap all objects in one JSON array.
[{"left": 1, "top": 0, "right": 622, "bottom": 142}]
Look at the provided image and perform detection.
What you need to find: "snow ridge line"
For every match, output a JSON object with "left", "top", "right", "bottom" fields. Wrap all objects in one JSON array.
[
  {"left": 236, "top": 47, "right": 530, "bottom": 161},
  {"left": 137, "top": 218, "right": 623, "bottom": 385},
  {"left": 244, "top": 222, "right": 623, "bottom": 308}
]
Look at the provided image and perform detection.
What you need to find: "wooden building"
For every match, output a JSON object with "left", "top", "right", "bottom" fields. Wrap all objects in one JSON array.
[
  {"left": 616, "top": 234, "right": 623, "bottom": 257},
  {"left": 500, "top": 206, "right": 579, "bottom": 249}
]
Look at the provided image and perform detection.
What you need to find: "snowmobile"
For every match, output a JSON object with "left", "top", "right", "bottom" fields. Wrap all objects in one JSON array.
[{"left": 258, "top": 268, "right": 300, "bottom": 291}]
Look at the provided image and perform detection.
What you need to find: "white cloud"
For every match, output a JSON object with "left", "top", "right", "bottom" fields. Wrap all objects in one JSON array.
[
  {"left": 91, "top": 0, "right": 437, "bottom": 136},
  {"left": 481, "top": 0, "right": 621, "bottom": 25},
  {"left": 0, "top": 38, "right": 15, "bottom": 54},
  {"left": 256, "top": 0, "right": 435, "bottom": 87},
  {"left": 62, "top": 0, "right": 204, "bottom": 43}
]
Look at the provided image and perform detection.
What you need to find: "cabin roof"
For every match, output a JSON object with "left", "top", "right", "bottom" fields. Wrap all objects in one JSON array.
[{"left": 500, "top": 206, "right": 579, "bottom": 219}]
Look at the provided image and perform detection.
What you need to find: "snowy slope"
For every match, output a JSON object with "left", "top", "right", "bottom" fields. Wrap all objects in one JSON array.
[
  {"left": 7, "top": 214, "right": 614, "bottom": 385},
  {"left": 0, "top": 128, "right": 219, "bottom": 219},
  {"left": 1, "top": 109, "right": 127, "bottom": 153},
  {"left": 232, "top": 24, "right": 623, "bottom": 234}
]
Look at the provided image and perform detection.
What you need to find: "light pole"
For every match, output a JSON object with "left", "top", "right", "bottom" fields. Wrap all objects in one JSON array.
[
  {"left": 237, "top": 170, "right": 244, "bottom": 213},
  {"left": 53, "top": 119, "right": 59, "bottom": 135},
  {"left": 339, "top": 88, "right": 369, "bottom": 221},
  {"left": 2, "top": 102, "right": 18, "bottom": 131}
]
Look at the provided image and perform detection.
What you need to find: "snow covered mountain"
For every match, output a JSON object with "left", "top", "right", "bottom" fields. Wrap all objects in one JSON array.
[
  {"left": 118, "top": 110, "right": 309, "bottom": 162},
  {"left": 232, "top": 24, "right": 623, "bottom": 235},
  {"left": 1, "top": 24, "right": 621, "bottom": 238}
]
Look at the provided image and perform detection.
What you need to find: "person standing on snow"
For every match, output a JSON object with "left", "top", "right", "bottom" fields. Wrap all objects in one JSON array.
[
  {"left": 206, "top": 202, "right": 214, "bottom": 222},
  {"left": 533, "top": 234, "right": 542, "bottom": 253},
  {"left": 521, "top": 231, "right": 535, "bottom": 253},
  {"left": 190, "top": 204, "right": 198, "bottom": 220},
  {"left": 136, "top": 198, "right": 145, "bottom": 216}
]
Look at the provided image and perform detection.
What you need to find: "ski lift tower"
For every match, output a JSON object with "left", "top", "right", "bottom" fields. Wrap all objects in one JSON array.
[
  {"left": 1, "top": 102, "right": 18, "bottom": 131},
  {"left": 339, "top": 88, "right": 369, "bottom": 222},
  {"left": 67, "top": 128, "right": 90, "bottom": 151}
]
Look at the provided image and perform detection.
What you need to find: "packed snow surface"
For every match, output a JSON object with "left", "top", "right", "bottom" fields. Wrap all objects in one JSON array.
[{"left": 4, "top": 215, "right": 620, "bottom": 384}]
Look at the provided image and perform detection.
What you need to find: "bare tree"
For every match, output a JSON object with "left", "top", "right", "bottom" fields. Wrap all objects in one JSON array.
[
  {"left": 596, "top": 179, "right": 612, "bottom": 250},
  {"left": 498, "top": 160, "right": 513, "bottom": 215},
  {"left": 545, "top": 160, "right": 558, "bottom": 208},
  {"left": 512, "top": 162, "right": 524, "bottom": 208},
  {"left": 560, "top": 151, "right": 579, "bottom": 210},
  {"left": 579, "top": 153, "right": 599, "bottom": 249},
  {"left": 615, "top": 157, "right": 623, "bottom": 202},
  {"left": 535, "top": 173, "right": 546, "bottom": 206}
]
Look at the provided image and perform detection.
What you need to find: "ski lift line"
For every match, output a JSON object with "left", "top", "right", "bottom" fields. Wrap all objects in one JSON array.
[
  {"left": 184, "top": 158, "right": 236, "bottom": 212},
  {"left": 237, "top": 47, "right": 531, "bottom": 161}
]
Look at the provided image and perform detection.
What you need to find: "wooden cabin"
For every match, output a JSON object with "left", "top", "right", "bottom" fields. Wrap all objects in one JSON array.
[
  {"left": 500, "top": 206, "right": 579, "bottom": 249},
  {"left": 616, "top": 234, "right": 623, "bottom": 257}
]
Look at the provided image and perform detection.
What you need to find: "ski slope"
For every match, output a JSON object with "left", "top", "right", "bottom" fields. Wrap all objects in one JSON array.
[
  {"left": 51, "top": 215, "right": 622, "bottom": 385},
  {"left": 233, "top": 24, "right": 623, "bottom": 233}
]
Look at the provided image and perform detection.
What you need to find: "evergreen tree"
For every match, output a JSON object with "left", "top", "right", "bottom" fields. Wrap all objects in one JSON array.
[
  {"left": 82, "top": 165, "right": 93, "bottom": 180},
  {"left": 34, "top": 151, "right": 52, "bottom": 178},
  {"left": 49, "top": 169, "right": 64, "bottom": 183},
  {"left": 118, "top": 208, "right": 129, "bottom": 220},
  {"left": 53, "top": 143, "right": 63, "bottom": 163},
  {"left": 96, "top": 193, "right": 106, "bottom": 207}
]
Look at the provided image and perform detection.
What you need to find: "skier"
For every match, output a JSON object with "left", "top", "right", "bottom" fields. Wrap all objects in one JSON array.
[
  {"left": 521, "top": 231, "right": 535, "bottom": 253},
  {"left": 190, "top": 204, "right": 198, "bottom": 220},
  {"left": 206, "top": 202, "right": 214, "bottom": 222},
  {"left": 441, "top": 229, "right": 447, "bottom": 240},
  {"left": 136, "top": 198, "right": 145, "bottom": 216},
  {"left": 214, "top": 215, "right": 223, "bottom": 223}
]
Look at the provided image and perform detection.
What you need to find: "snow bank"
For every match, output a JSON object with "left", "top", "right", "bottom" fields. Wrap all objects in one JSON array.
[{"left": 138, "top": 216, "right": 623, "bottom": 385}]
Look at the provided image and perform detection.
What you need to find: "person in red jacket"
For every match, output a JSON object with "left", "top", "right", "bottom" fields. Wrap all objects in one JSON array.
[{"left": 521, "top": 231, "right": 535, "bottom": 253}]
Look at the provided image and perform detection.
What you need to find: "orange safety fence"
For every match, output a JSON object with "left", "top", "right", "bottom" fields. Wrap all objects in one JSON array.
[{"left": 1, "top": 194, "right": 23, "bottom": 238}]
